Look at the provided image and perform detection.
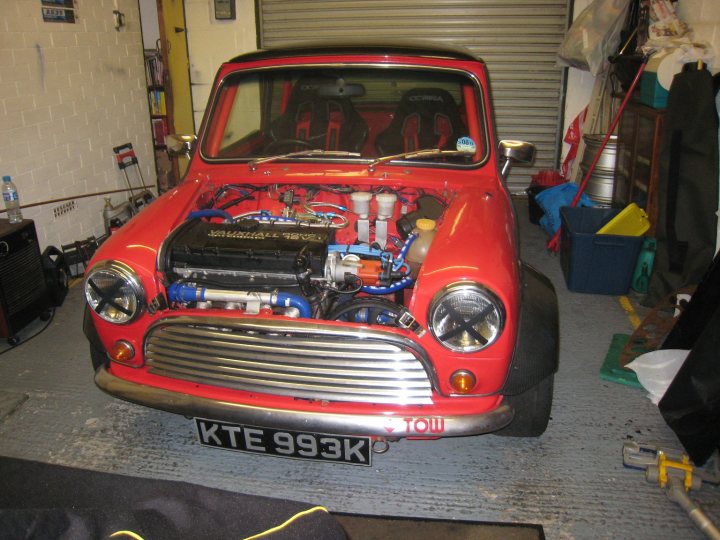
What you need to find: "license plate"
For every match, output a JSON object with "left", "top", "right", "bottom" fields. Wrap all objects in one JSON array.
[{"left": 194, "top": 418, "right": 372, "bottom": 466}]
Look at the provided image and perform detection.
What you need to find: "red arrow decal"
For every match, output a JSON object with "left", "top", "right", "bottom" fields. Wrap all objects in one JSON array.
[{"left": 384, "top": 426, "right": 395, "bottom": 433}]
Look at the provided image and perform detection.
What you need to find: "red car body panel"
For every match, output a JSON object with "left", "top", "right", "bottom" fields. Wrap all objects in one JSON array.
[{"left": 84, "top": 45, "right": 557, "bottom": 445}]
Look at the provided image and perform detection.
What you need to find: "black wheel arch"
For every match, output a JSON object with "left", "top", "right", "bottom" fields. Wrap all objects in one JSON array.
[
  {"left": 500, "top": 262, "right": 559, "bottom": 395},
  {"left": 83, "top": 304, "right": 108, "bottom": 370}
]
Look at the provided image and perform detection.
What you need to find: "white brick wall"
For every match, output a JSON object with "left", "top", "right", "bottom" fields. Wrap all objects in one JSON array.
[
  {"left": 185, "top": 0, "right": 257, "bottom": 128},
  {"left": 0, "top": 0, "right": 155, "bottom": 250}
]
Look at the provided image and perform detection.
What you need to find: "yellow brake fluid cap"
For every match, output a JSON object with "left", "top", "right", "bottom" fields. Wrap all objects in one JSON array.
[{"left": 415, "top": 218, "right": 436, "bottom": 231}]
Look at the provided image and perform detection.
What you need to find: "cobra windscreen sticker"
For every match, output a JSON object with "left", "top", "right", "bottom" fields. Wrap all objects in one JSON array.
[{"left": 456, "top": 137, "right": 476, "bottom": 153}]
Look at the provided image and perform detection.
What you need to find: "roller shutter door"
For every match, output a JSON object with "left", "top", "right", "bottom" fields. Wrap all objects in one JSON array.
[{"left": 257, "top": 0, "right": 569, "bottom": 191}]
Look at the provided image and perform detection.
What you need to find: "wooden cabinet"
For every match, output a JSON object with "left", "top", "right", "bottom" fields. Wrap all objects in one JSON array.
[{"left": 613, "top": 101, "right": 665, "bottom": 236}]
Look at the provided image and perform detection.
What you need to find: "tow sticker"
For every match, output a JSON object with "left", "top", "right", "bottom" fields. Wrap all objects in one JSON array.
[{"left": 456, "top": 137, "right": 476, "bottom": 153}]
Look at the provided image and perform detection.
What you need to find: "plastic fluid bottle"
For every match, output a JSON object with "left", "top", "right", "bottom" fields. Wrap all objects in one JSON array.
[
  {"left": 631, "top": 237, "right": 657, "bottom": 294},
  {"left": 102, "top": 197, "right": 114, "bottom": 233},
  {"left": 406, "top": 218, "right": 436, "bottom": 278},
  {"left": 2, "top": 175, "right": 23, "bottom": 224}
]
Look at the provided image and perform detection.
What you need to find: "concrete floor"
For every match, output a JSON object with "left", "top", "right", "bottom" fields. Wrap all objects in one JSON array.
[{"left": 0, "top": 198, "right": 718, "bottom": 539}]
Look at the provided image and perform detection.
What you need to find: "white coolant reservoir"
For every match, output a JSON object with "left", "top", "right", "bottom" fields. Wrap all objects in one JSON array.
[
  {"left": 374, "top": 193, "right": 397, "bottom": 248},
  {"left": 406, "top": 218, "right": 436, "bottom": 278},
  {"left": 350, "top": 191, "right": 372, "bottom": 217},
  {"left": 375, "top": 193, "right": 397, "bottom": 220},
  {"left": 350, "top": 191, "right": 372, "bottom": 243}
]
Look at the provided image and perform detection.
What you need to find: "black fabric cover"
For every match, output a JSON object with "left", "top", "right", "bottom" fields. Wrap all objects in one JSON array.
[
  {"left": 645, "top": 65, "right": 719, "bottom": 306},
  {"left": 658, "top": 252, "right": 720, "bottom": 466},
  {"left": 270, "top": 76, "right": 368, "bottom": 152},
  {"left": 662, "top": 252, "right": 720, "bottom": 351},
  {"left": 659, "top": 303, "right": 720, "bottom": 466},
  {"left": 375, "top": 88, "right": 467, "bottom": 155},
  {"left": 0, "top": 457, "right": 346, "bottom": 540}
]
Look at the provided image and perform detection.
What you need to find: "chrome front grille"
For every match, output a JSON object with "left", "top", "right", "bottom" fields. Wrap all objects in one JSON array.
[{"left": 144, "top": 317, "right": 434, "bottom": 405}]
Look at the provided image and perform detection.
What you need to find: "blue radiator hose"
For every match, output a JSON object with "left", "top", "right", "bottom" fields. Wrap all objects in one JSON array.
[
  {"left": 186, "top": 209, "right": 233, "bottom": 222},
  {"left": 274, "top": 291, "right": 312, "bottom": 318},
  {"left": 392, "top": 233, "right": 417, "bottom": 271},
  {"left": 167, "top": 283, "right": 311, "bottom": 318},
  {"left": 168, "top": 283, "right": 204, "bottom": 302},
  {"left": 363, "top": 233, "right": 416, "bottom": 294},
  {"left": 361, "top": 275, "right": 414, "bottom": 295}
]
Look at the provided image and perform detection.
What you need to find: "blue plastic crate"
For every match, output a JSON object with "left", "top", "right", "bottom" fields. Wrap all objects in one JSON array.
[{"left": 560, "top": 206, "right": 644, "bottom": 295}]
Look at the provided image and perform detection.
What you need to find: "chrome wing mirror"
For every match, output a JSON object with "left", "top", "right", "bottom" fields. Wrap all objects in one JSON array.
[
  {"left": 498, "top": 140, "right": 535, "bottom": 181},
  {"left": 166, "top": 134, "right": 197, "bottom": 158}
]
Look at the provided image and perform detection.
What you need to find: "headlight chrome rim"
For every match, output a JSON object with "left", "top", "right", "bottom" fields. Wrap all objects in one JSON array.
[
  {"left": 428, "top": 282, "right": 505, "bottom": 353},
  {"left": 85, "top": 260, "right": 145, "bottom": 324}
]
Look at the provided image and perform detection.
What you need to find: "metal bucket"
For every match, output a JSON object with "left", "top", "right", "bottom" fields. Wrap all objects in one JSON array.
[{"left": 580, "top": 134, "right": 618, "bottom": 207}]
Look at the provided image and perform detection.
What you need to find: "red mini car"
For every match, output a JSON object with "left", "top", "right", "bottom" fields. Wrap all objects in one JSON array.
[{"left": 84, "top": 44, "right": 558, "bottom": 465}]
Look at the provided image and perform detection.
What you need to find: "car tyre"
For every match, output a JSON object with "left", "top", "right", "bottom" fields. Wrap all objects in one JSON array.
[{"left": 495, "top": 374, "right": 554, "bottom": 437}]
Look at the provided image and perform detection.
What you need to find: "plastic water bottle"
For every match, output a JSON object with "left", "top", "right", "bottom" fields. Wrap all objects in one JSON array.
[
  {"left": 2, "top": 175, "right": 22, "bottom": 224},
  {"left": 102, "top": 197, "right": 114, "bottom": 233}
]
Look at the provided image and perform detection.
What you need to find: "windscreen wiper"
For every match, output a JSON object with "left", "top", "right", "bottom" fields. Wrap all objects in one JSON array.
[
  {"left": 249, "top": 149, "right": 361, "bottom": 171},
  {"left": 367, "top": 148, "right": 474, "bottom": 172}
]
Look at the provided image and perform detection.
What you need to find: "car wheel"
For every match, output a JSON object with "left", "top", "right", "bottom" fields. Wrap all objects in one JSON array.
[
  {"left": 495, "top": 374, "right": 554, "bottom": 437},
  {"left": 90, "top": 344, "right": 108, "bottom": 371}
]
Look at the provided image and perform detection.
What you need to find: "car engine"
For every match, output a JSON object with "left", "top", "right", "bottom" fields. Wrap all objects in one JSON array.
[{"left": 160, "top": 183, "right": 448, "bottom": 329}]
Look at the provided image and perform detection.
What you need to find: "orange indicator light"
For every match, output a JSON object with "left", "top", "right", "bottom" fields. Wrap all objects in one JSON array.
[{"left": 450, "top": 370, "right": 476, "bottom": 394}]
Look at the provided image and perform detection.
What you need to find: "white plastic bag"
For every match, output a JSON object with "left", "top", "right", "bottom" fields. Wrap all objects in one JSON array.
[
  {"left": 557, "top": 0, "right": 631, "bottom": 75},
  {"left": 626, "top": 349, "right": 690, "bottom": 405}
]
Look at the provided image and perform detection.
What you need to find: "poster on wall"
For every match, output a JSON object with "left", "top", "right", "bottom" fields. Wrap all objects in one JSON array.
[{"left": 41, "top": 0, "right": 76, "bottom": 23}]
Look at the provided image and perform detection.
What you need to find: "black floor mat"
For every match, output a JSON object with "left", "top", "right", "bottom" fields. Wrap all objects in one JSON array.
[
  {"left": 0, "top": 456, "right": 544, "bottom": 540},
  {"left": 0, "top": 456, "right": 345, "bottom": 539}
]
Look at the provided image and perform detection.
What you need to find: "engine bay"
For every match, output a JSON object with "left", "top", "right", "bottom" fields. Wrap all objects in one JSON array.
[{"left": 160, "top": 183, "right": 450, "bottom": 330}]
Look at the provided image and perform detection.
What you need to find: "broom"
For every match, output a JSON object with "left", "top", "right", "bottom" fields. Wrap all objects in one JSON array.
[{"left": 547, "top": 57, "right": 649, "bottom": 252}]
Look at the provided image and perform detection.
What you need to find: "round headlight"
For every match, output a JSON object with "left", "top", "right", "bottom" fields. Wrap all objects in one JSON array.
[
  {"left": 428, "top": 282, "right": 505, "bottom": 353},
  {"left": 85, "top": 261, "right": 145, "bottom": 324}
]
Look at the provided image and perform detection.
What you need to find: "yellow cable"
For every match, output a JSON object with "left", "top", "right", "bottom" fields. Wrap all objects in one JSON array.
[
  {"left": 243, "top": 506, "right": 329, "bottom": 540},
  {"left": 619, "top": 296, "right": 642, "bottom": 330},
  {"left": 109, "top": 531, "right": 145, "bottom": 540}
]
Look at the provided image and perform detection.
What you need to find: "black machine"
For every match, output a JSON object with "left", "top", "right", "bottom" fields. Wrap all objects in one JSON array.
[{"left": 0, "top": 219, "right": 52, "bottom": 344}]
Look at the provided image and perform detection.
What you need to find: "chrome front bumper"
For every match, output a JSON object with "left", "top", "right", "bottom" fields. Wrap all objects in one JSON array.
[{"left": 95, "top": 366, "right": 514, "bottom": 437}]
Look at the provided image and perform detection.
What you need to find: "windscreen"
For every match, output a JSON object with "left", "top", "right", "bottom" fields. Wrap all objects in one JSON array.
[{"left": 201, "top": 66, "right": 487, "bottom": 165}]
